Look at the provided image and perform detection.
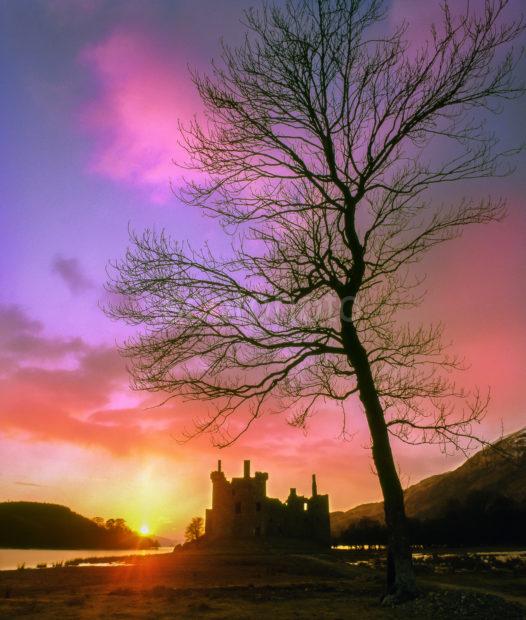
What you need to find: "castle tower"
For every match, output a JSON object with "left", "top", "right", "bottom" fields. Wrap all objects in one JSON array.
[
  {"left": 206, "top": 459, "right": 229, "bottom": 537},
  {"left": 204, "top": 461, "right": 330, "bottom": 547},
  {"left": 308, "top": 474, "right": 330, "bottom": 545}
]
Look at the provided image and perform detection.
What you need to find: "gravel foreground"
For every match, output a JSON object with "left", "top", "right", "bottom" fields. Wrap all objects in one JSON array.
[{"left": 0, "top": 550, "right": 524, "bottom": 619}]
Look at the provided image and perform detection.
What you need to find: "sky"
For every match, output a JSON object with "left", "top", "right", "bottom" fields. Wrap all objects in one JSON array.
[{"left": 1, "top": 0, "right": 525, "bottom": 541}]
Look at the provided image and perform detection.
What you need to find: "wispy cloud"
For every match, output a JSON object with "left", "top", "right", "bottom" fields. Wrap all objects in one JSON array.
[
  {"left": 0, "top": 305, "right": 85, "bottom": 365},
  {"left": 52, "top": 255, "right": 95, "bottom": 295},
  {"left": 0, "top": 305, "right": 363, "bottom": 496},
  {"left": 79, "top": 28, "right": 197, "bottom": 203},
  {"left": 0, "top": 305, "right": 206, "bottom": 457}
]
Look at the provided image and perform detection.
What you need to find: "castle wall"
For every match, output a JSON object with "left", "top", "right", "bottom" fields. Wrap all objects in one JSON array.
[
  {"left": 205, "top": 461, "right": 330, "bottom": 546},
  {"left": 307, "top": 494, "right": 331, "bottom": 545},
  {"left": 230, "top": 476, "right": 266, "bottom": 537}
]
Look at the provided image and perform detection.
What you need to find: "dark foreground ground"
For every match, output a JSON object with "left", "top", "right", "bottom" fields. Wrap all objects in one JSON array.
[{"left": 0, "top": 548, "right": 524, "bottom": 619}]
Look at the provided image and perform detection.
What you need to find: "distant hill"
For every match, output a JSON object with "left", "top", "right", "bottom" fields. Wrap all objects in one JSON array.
[
  {"left": 0, "top": 502, "right": 159, "bottom": 549},
  {"left": 331, "top": 427, "right": 526, "bottom": 541}
]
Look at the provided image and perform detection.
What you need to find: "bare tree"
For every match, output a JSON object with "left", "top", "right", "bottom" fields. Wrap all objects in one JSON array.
[
  {"left": 185, "top": 516, "right": 204, "bottom": 543},
  {"left": 107, "top": 0, "right": 524, "bottom": 601}
]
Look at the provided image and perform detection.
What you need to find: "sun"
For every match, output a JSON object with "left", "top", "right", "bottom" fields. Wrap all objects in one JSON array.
[{"left": 139, "top": 524, "right": 150, "bottom": 536}]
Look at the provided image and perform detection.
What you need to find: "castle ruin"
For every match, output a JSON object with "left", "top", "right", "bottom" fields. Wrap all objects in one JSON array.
[{"left": 205, "top": 460, "right": 330, "bottom": 546}]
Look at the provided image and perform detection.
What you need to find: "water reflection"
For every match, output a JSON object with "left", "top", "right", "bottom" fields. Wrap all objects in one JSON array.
[{"left": 0, "top": 547, "right": 173, "bottom": 571}]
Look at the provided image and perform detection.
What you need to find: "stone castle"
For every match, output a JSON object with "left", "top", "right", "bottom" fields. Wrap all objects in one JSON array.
[{"left": 205, "top": 460, "right": 330, "bottom": 546}]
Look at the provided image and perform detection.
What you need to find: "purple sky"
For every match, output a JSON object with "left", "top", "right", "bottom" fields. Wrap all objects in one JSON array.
[{"left": 1, "top": 0, "right": 525, "bottom": 540}]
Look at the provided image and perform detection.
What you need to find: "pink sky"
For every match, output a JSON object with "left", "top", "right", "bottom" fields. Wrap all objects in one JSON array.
[{"left": 1, "top": 0, "right": 525, "bottom": 540}]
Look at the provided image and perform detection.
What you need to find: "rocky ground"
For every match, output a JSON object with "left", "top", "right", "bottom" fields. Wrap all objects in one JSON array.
[{"left": 0, "top": 549, "right": 524, "bottom": 619}]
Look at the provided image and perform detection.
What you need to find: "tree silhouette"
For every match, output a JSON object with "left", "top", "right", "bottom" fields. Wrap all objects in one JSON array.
[
  {"left": 185, "top": 516, "right": 204, "bottom": 542},
  {"left": 107, "top": 0, "right": 524, "bottom": 601}
]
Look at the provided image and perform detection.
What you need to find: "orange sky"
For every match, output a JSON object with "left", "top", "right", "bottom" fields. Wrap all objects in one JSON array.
[{"left": 1, "top": 0, "right": 525, "bottom": 541}]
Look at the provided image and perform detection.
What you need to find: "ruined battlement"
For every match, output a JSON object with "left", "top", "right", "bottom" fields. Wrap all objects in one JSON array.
[{"left": 205, "top": 460, "right": 330, "bottom": 546}]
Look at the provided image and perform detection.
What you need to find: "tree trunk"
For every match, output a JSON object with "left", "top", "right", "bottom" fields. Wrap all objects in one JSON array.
[{"left": 342, "top": 318, "right": 418, "bottom": 602}]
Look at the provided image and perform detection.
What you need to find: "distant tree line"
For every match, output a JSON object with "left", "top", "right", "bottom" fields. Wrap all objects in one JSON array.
[
  {"left": 90, "top": 516, "right": 159, "bottom": 548},
  {"left": 0, "top": 502, "right": 159, "bottom": 550},
  {"left": 335, "top": 491, "right": 526, "bottom": 547}
]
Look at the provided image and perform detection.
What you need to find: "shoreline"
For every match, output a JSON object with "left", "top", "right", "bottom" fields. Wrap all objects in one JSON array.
[
  {"left": 0, "top": 548, "right": 524, "bottom": 619},
  {"left": 0, "top": 546, "right": 173, "bottom": 572},
  {"left": 2, "top": 544, "right": 526, "bottom": 572}
]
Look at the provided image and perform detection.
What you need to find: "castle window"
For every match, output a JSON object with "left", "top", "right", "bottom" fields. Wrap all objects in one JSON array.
[
  {"left": 255, "top": 502, "right": 261, "bottom": 512},
  {"left": 235, "top": 502, "right": 242, "bottom": 514},
  {"left": 303, "top": 502, "right": 308, "bottom": 511}
]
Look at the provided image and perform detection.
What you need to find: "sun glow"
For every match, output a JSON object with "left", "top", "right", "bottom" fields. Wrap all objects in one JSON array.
[{"left": 139, "top": 524, "right": 150, "bottom": 536}]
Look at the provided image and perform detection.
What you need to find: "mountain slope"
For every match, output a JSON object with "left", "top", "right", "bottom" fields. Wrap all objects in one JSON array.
[
  {"left": 331, "top": 427, "right": 526, "bottom": 535},
  {"left": 0, "top": 502, "right": 158, "bottom": 549}
]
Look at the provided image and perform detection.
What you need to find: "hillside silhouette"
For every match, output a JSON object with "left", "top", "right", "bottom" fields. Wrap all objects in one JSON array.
[
  {"left": 332, "top": 428, "right": 526, "bottom": 546},
  {"left": 0, "top": 502, "right": 158, "bottom": 549}
]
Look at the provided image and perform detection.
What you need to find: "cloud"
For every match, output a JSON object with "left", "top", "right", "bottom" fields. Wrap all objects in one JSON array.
[
  {"left": 52, "top": 255, "right": 95, "bottom": 294},
  {"left": 0, "top": 305, "right": 85, "bottom": 366},
  {"left": 0, "top": 305, "right": 215, "bottom": 458},
  {"left": 0, "top": 348, "right": 145, "bottom": 455},
  {"left": 0, "top": 303, "right": 371, "bottom": 480},
  {"left": 0, "top": 304, "right": 136, "bottom": 453},
  {"left": 0, "top": 304, "right": 41, "bottom": 337},
  {"left": 79, "top": 28, "right": 197, "bottom": 203}
]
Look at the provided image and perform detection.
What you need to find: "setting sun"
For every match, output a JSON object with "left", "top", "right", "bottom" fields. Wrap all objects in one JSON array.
[{"left": 139, "top": 525, "right": 150, "bottom": 536}]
